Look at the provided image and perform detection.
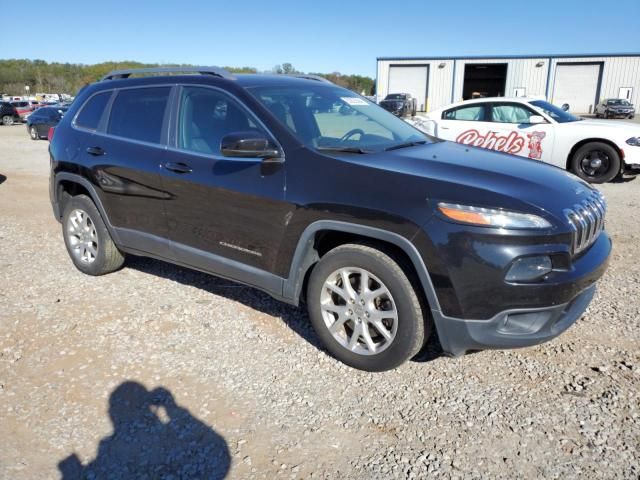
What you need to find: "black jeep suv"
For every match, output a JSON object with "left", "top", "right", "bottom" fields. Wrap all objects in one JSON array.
[
  {"left": 49, "top": 67, "right": 611, "bottom": 371},
  {"left": 379, "top": 93, "right": 417, "bottom": 117}
]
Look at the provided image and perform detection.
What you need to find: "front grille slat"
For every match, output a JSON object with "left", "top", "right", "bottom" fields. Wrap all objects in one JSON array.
[{"left": 564, "top": 191, "right": 606, "bottom": 255}]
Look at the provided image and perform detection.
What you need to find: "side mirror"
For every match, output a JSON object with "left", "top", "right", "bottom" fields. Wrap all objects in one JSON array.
[
  {"left": 528, "top": 115, "right": 546, "bottom": 124},
  {"left": 561, "top": 103, "right": 570, "bottom": 112},
  {"left": 220, "top": 131, "right": 281, "bottom": 159}
]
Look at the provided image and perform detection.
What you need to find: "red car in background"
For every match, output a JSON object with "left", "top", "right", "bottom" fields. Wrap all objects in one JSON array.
[{"left": 10, "top": 101, "right": 41, "bottom": 121}]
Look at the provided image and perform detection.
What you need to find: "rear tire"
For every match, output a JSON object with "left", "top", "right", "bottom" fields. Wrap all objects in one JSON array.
[
  {"left": 307, "top": 243, "right": 428, "bottom": 371},
  {"left": 570, "top": 142, "right": 621, "bottom": 184},
  {"left": 2, "top": 115, "right": 14, "bottom": 126},
  {"left": 62, "top": 194, "right": 125, "bottom": 275}
]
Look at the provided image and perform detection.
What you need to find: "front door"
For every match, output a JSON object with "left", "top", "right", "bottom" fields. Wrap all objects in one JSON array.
[
  {"left": 486, "top": 102, "right": 555, "bottom": 163},
  {"left": 161, "top": 85, "right": 288, "bottom": 279}
]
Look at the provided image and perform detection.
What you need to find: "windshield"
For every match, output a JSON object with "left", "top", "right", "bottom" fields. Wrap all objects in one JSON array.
[
  {"left": 530, "top": 100, "right": 582, "bottom": 123},
  {"left": 248, "top": 84, "right": 431, "bottom": 153},
  {"left": 607, "top": 99, "right": 630, "bottom": 105},
  {"left": 385, "top": 94, "right": 406, "bottom": 100}
]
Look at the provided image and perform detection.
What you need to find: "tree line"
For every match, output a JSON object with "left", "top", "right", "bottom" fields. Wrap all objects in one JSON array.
[{"left": 0, "top": 59, "right": 374, "bottom": 97}]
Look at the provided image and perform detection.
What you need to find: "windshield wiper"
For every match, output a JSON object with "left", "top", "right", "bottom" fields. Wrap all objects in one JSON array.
[
  {"left": 317, "top": 146, "right": 371, "bottom": 154},
  {"left": 384, "top": 140, "right": 427, "bottom": 151}
]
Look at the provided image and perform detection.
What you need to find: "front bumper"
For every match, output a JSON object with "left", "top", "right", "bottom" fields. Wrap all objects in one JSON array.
[
  {"left": 422, "top": 227, "right": 611, "bottom": 356},
  {"left": 607, "top": 110, "right": 634, "bottom": 117},
  {"left": 433, "top": 284, "right": 596, "bottom": 356}
]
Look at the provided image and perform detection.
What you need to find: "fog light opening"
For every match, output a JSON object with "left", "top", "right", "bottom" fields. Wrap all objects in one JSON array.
[{"left": 505, "top": 255, "right": 552, "bottom": 282}]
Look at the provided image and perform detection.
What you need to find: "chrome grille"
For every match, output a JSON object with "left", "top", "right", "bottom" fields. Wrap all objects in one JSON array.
[{"left": 564, "top": 191, "right": 606, "bottom": 255}]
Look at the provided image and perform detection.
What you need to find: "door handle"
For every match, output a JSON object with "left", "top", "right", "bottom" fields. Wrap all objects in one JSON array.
[
  {"left": 440, "top": 126, "right": 449, "bottom": 130},
  {"left": 86, "top": 146, "right": 105, "bottom": 156},
  {"left": 164, "top": 162, "right": 192, "bottom": 174}
]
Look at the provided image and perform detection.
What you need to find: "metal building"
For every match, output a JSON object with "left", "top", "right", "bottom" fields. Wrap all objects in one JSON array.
[{"left": 376, "top": 53, "right": 640, "bottom": 114}]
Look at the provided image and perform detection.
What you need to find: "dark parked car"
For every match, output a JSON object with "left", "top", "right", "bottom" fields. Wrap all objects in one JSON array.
[
  {"left": 0, "top": 101, "right": 21, "bottom": 125},
  {"left": 595, "top": 98, "right": 635, "bottom": 119},
  {"left": 26, "top": 106, "right": 68, "bottom": 140},
  {"left": 379, "top": 93, "right": 417, "bottom": 117},
  {"left": 49, "top": 67, "right": 611, "bottom": 371}
]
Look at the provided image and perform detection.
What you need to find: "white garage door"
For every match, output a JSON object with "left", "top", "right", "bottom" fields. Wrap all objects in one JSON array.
[
  {"left": 552, "top": 64, "right": 601, "bottom": 114},
  {"left": 388, "top": 65, "right": 428, "bottom": 111}
]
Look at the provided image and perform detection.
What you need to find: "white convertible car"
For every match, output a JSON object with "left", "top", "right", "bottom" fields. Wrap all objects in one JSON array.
[{"left": 410, "top": 97, "right": 640, "bottom": 183}]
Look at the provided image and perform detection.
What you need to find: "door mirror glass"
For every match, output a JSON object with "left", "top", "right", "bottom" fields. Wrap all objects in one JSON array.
[
  {"left": 220, "top": 131, "right": 281, "bottom": 159},
  {"left": 528, "top": 115, "right": 546, "bottom": 124}
]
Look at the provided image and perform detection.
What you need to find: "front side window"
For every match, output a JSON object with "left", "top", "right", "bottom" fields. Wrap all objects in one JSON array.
[
  {"left": 443, "top": 105, "right": 486, "bottom": 121},
  {"left": 490, "top": 103, "right": 535, "bottom": 124},
  {"left": 107, "top": 87, "right": 171, "bottom": 143},
  {"left": 76, "top": 91, "right": 111, "bottom": 130},
  {"left": 248, "top": 84, "right": 430, "bottom": 153},
  {"left": 178, "top": 86, "right": 264, "bottom": 155}
]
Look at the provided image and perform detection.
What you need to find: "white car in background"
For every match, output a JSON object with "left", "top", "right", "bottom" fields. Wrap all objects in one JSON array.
[{"left": 409, "top": 97, "right": 640, "bottom": 183}]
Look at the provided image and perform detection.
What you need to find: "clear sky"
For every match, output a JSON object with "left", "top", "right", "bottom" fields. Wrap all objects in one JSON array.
[{"left": 2, "top": 0, "right": 639, "bottom": 77}]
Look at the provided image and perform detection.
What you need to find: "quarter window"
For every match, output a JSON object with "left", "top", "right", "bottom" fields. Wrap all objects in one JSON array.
[
  {"left": 490, "top": 104, "right": 535, "bottom": 124},
  {"left": 75, "top": 91, "right": 111, "bottom": 130},
  {"left": 107, "top": 87, "right": 171, "bottom": 144},
  {"left": 443, "top": 105, "right": 486, "bottom": 121},
  {"left": 178, "top": 86, "right": 263, "bottom": 155}
]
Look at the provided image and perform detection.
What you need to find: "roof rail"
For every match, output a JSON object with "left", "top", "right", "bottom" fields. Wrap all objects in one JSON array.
[
  {"left": 101, "top": 66, "right": 235, "bottom": 81},
  {"left": 285, "top": 74, "right": 333, "bottom": 84}
]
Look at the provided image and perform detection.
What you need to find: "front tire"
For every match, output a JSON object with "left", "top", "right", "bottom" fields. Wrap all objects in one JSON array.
[
  {"left": 2, "top": 115, "right": 14, "bottom": 126},
  {"left": 62, "top": 194, "right": 125, "bottom": 275},
  {"left": 29, "top": 126, "right": 38, "bottom": 140},
  {"left": 307, "top": 243, "right": 428, "bottom": 371},
  {"left": 570, "top": 142, "right": 621, "bottom": 184}
]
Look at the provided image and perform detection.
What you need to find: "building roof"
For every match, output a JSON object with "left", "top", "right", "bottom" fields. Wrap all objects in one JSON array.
[{"left": 377, "top": 53, "right": 640, "bottom": 61}]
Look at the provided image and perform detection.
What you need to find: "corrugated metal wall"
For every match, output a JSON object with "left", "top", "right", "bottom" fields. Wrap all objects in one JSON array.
[
  {"left": 451, "top": 58, "right": 548, "bottom": 102},
  {"left": 377, "top": 59, "right": 453, "bottom": 111},
  {"left": 548, "top": 56, "right": 640, "bottom": 109},
  {"left": 377, "top": 55, "right": 640, "bottom": 112}
]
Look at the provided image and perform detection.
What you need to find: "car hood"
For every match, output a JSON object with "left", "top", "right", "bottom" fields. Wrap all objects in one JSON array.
[
  {"left": 363, "top": 140, "right": 598, "bottom": 224},
  {"left": 562, "top": 118, "right": 639, "bottom": 134}
]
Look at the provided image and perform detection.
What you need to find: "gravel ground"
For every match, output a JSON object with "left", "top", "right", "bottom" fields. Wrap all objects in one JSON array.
[{"left": 0, "top": 124, "right": 638, "bottom": 479}]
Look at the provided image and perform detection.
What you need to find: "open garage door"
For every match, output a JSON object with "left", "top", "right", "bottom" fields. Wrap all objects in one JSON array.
[
  {"left": 388, "top": 65, "right": 428, "bottom": 111},
  {"left": 552, "top": 63, "right": 602, "bottom": 114}
]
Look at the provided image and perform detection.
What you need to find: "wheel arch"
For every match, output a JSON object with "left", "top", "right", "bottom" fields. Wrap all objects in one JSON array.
[
  {"left": 54, "top": 173, "right": 121, "bottom": 244},
  {"left": 282, "top": 221, "right": 441, "bottom": 314},
  {"left": 565, "top": 138, "right": 625, "bottom": 172}
]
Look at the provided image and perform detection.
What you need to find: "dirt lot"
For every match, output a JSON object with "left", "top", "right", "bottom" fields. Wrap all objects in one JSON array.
[{"left": 0, "top": 124, "right": 638, "bottom": 479}]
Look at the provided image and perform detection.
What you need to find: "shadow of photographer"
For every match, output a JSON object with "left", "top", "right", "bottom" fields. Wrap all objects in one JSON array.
[{"left": 58, "top": 381, "right": 230, "bottom": 479}]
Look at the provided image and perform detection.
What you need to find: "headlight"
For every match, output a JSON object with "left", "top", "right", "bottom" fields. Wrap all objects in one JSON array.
[
  {"left": 437, "top": 202, "right": 551, "bottom": 229},
  {"left": 626, "top": 137, "right": 640, "bottom": 147}
]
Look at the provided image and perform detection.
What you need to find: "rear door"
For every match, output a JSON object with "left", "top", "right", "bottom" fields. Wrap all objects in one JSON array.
[
  {"left": 436, "top": 102, "right": 492, "bottom": 145},
  {"left": 487, "top": 102, "right": 555, "bottom": 162},
  {"left": 75, "top": 86, "right": 173, "bottom": 257}
]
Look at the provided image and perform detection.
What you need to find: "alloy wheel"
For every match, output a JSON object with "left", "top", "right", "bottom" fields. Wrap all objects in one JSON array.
[
  {"left": 66, "top": 209, "right": 99, "bottom": 264},
  {"left": 30, "top": 126, "right": 37, "bottom": 139},
  {"left": 320, "top": 267, "right": 398, "bottom": 355},
  {"left": 580, "top": 150, "right": 611, "bottom": 180}
]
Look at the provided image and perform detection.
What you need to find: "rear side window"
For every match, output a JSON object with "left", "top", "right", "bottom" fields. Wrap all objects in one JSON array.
[
  {"left": 443, "top": 104, "right": 486, "bottom": 121},
  {"left": 76, "top": 92, "right": 111, "bottom": 130},
  {"left": 108, "top": 87, "right": 171, "bottom": 144}
]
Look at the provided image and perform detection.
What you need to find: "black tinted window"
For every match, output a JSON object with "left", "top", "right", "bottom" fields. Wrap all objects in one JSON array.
[
  {"left": 76, "top": 92, "right": 111, "bottom": 130},
  {"left": 108, "top": 87, "right": 170, "bottom": 144}
]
